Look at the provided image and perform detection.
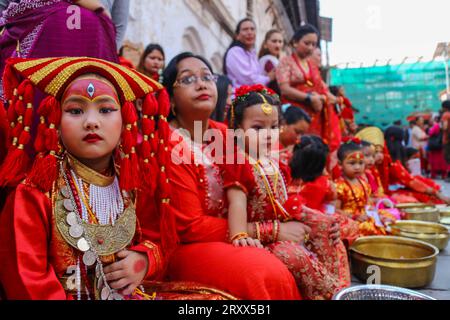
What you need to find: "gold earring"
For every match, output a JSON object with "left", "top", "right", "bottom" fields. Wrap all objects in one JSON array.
[{"left": 171, "top": 104, "right": 177, "bottom": 116}]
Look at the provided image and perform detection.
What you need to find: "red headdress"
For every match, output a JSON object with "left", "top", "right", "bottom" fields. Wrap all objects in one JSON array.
[{"left": 0, "top": 57, "right": 177, "bottom": 254}]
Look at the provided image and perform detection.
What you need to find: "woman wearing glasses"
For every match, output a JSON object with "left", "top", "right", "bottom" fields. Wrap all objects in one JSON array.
[{"left": 137, "top": 52, "right": 301, "bottom": 300}]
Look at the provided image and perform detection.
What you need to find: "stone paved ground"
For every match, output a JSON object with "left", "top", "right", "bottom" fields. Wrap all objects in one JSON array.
[{"left": 351, "top": 180, "right": 450, "bottom": 300}]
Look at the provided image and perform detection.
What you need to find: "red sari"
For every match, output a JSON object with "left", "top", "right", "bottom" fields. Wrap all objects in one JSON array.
[
  {"left": 377, "top": 146, "right": 444, "bottom": 204},
  {"left": 159, "top": 120, "right": 301, "bottom": 300},
  {"left": 223, "top": 157, "right": 350, "bottom": 300},
  {"left": 277, "top": 54, "right": 341, "bottom": 153},
  {"left": 288, "top": 176, "right": 360, "bottom": 246}
]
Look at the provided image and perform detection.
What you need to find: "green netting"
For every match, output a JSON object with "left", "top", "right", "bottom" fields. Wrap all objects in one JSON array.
[{"left": 330, "top": 61, "right": 449, "bottom": 128}]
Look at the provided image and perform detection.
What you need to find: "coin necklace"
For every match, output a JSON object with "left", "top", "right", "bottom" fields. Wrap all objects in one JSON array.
[{"left": 59, "top": 161, "right": 124, "bottom": 300}]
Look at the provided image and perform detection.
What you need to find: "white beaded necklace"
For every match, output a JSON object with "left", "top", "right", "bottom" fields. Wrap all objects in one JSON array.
[{"left": 70, "top": 170, "right": 124, "bottom": 226}]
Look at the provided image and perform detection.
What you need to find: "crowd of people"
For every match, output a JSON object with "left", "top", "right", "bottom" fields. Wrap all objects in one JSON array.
[{"left": 0, "top": 0, "right": 449, "bottom": 301}]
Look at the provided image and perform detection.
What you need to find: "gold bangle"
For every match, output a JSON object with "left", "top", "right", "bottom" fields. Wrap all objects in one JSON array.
[
  {"left": 230, "top": 232, "right": 249, "bottom": 242},
  {"left": 273, "top": 220, "right": 280, "bottom": 243},
  {"left": 255, "top": 222, "right": 261, "bottom": 241},
  {"left": 304, "top": 233, "right": 310, "bottom": 244}
]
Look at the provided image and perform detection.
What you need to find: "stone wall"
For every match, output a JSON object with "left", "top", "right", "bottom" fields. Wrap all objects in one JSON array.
[{"left": 124, "top": 0, "right": 293, "bottom": 73}]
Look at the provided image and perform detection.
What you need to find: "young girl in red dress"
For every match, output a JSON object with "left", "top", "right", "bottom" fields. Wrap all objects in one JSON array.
[
  {"left": 335, "top": 139, "right": 387, "bottom": 236},
  {"left": 361, "top": 141, "right": 401, "bottom": 222},
  {"left": 0, "top": 57, "right": 232, "bottom": 301},
  {"left": 223, "top": 85, "right": 350, "bottom": 300},
  {"left": 288, "top": 135, "right": 360, "bottom": 246},
  {"left": 356, "top": 127, "right": 450, "bottom": 205}
]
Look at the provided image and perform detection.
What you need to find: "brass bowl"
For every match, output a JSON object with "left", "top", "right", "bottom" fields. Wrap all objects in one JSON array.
[
  {"left": 395, "top": 203, "right": 430, "bottom": 210},
  {"left": 350, "top": 236, "right": 438, "bottom": 288},
  {"left": 390, "top": 221, "right": 450, "bottom": 251},
  {"left": 441, "top": 217, "right": 450, "bottom": 226},
  {"left": 438, "top": 207, "right": 450, "bottom": 218},
  {"left": 403, "top": 207, "right": 440, "bottom": 223}
]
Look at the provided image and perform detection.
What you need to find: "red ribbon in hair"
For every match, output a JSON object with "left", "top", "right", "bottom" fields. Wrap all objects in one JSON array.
[
  {"left": 342, "top": 137, "right": 362, "bottom": 145},
  {"left": 235, "top": 84, "right": 276, "bottom": 99}
]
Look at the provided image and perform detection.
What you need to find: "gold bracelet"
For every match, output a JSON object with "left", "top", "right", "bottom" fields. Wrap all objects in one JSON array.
[
  {"left": 255, "top": 222, "right": 261, "bottom": 241},
  {"left": 230, "top": 232, "right": 249, "bottom": 242},
  {"left": 273, "top": 220, "right": 280, "bottom": 242}
]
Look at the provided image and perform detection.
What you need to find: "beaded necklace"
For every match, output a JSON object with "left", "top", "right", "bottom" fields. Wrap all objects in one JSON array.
[
  {"left": 252, "top": 157, "right": 290, "bottom": 220},
  {"left": 343, "top": 177, "right": 369, "bottom": 214},
  {"left": 292, "top": 54, "right": 314, "bottom": 87}
]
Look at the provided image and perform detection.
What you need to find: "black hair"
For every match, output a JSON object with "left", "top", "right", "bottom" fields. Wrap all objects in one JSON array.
[
  {"left": 329, "top": 85, "right": 342, "bottom": 97},
  {"left": 118, "top": 45, "right": 126, "bottom": 57},
  {"left": 442, "top": 100, "right": 450, "bottom": 112},
  {"left": 406, "top": 147, "right": 419, "bottom": 160},
  {"left": 385, "top": 126, "right": 406, "bottom": 163},
  {"left": 228, "top": 91, "right": 280, "bottom": 129},
  {"left": 223, "top": 18, "right": 256, "bottom": 74},
  {"left": 338, "top": 141, "right": 363, "bottom": 162},
  {"left": 210, "top": 75, "right": 232, "bottom": 123},
  {"left": 283, "top": 106, "right": 311, "bottom": 125},
  {"left": 291, "top": 24, "right": 320, "bottom": 44},
  {"left": 361, "top": 140, "right": 372, "bottom": 148},
  {"left": 290, "top": 135, "right": 329, "bottom": 182},
  {"left": 137, "top": 44, "right": 165, "bottom": 77},
  {"left": 162, "top": 52, "right": 214, "bottom": 98}
]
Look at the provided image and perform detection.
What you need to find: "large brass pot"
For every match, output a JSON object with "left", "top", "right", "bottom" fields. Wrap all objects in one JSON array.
[
  {"left": 438, "top": 206, "right": 450, "bottom": 218},
  {"left": 395, "top": 203, "right": 430, "bottom": 210},
  {"left": 390, "top": 221, "right": 450, "bottom": 251},
  {"left": 350, "top": 236, "right": 438, "bottom": 288},
  {"left": 403, "top": 207, "right": 440, "bottom": 223}
]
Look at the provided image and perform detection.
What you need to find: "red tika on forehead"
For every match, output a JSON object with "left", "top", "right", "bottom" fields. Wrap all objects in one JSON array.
[
  {"left": 345, "top": 151, "right": 365, "bottom": 162},
  {"left": 61, "top": 78, "right": 120, "bottom": 105}
]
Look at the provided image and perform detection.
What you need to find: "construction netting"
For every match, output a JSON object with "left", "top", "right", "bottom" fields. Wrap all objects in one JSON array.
[{"left": 330, "top": 60, "right": 449, "bottom": 128}]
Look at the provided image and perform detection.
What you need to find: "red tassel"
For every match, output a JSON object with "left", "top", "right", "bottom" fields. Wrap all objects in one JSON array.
[
  {"left": 34, "top": 97, "right": 53, "bottom": 153},
  {"left": 121, "top": 129, "right": 134, "bottom": 154},
  {"left": 140, "top": 140, "right": 151, "bottom": 159},
  {"left": 129, "top": 152, "right": 140, "bottom": 189},
  {"left": 159, "top": 202, "right": 179, "bottom": 258},
  {"left": 18, "top": 130, "right": 31, "bottom": 147},
  {"left": 158, "top": 121, "right": 170, "bottom": 144},
  {"left": 2, "top": 64, "right": 19, "bottom": 102},
  {"left": 23, "top": 107, "right": 33, "bottom": 127},
  {"left": 157, "top": 89, "right": 171, "bottom": 117},
  {"left": 0, "top": 101, "right": 7, "bottom": 164},
  {"left": 119, "top": 157, "right": 131, "bottom": 190},
  {"left": 122, "top": 102, "right": 138, "bottom": 125},
  {"left": 143, "top": 94, "right": 158, "bottom": 116},
  {"left": 14, "top": 99, "right": 25, "bottom": 118},
  {"left": 27, "top": 154, "right": 58, "bottom": 192},
  {"left": 0, "top": 147, "right": 30, "bottom": 187},
  {"left": 141, "top": 118, "right": 154, "bottom": 136},
  {"left": 44, "top": 128, "right": 59, "bottom": 153},
  {"left": 47, "top": 100, "right": 61, "bottom": 127},
  {"left": 0, "top": 101, "right": 6, "bottom": 133},
  {"left": 23, "top": 81, "right": 34, "bottom": 104},
  {"left": 6, "top": 99, "right": 17, "bottom": 124}
]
